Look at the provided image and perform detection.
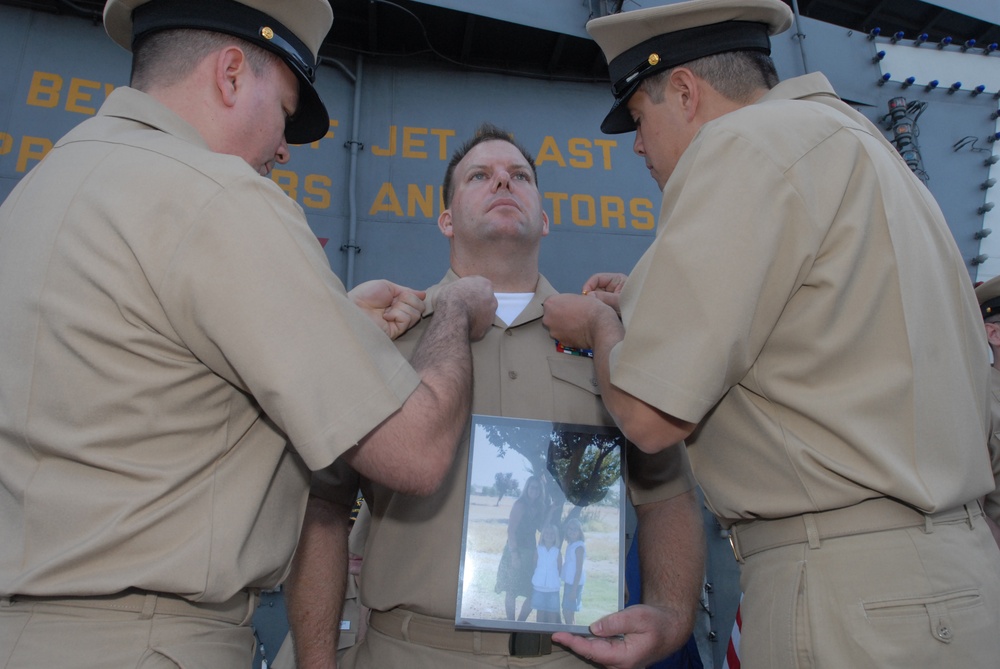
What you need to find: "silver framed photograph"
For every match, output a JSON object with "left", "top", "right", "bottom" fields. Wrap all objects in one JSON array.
[{"left": 455, "top": 414, "right": 627, "bottom": 634}]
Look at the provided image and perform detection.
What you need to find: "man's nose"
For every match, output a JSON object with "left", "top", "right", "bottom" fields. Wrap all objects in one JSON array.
[
  {"left": 492, "top": 170, "right": 510, "bottom": 190},
  {"left": 276, "top": 139, "right": 291, "bottom": 165},
  {"left": 633, "top": 133, "right": 645, "bottom": 156}
]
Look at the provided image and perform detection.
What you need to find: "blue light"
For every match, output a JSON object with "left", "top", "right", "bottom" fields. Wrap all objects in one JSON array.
[
  {"left": 878, "top": 73, "right": 891, "bottom": 86},
  {"left": 914, "top": 33, "right": 929, "bottom": 45},
  {"left": 872, "top": 50, "right": 886, "bottom": 63},
  {"left": 925, "top": 79, "right": 939, "bottom": 91},
  {"left": 937, "top": 36, "right": 953, "bottom": 49},
  {"left": 868, "top": 27, "right": 881, "bottom": 40},
  {"left": 962, "top": 39, "right": 977, "bottom": 51},
  {"left": 891, "top": 31, "right": 905, "bottom": 43},
  {"left": 902, "top": 76, "right": 916, "bottom": 88},
  {"left": 947, "top": 81, "right": 962, "bottom": 93}
]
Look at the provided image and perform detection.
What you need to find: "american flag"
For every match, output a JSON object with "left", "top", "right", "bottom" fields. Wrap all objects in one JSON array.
[{"left": 722, "top": 595, "right": 743, "bottom": 669}]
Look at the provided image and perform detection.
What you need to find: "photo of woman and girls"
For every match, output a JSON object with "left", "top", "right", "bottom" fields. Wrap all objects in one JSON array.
[
  {"left": 494, "top": 477, "right": 591, "bottom": 627},
  {"left": 457, "top": 416, "right": 624, "bottom": 633}
]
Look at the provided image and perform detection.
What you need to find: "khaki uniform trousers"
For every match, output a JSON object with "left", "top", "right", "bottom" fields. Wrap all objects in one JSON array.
[
  {"left": 342, "top": 608, "right": 600, "bottom": 669},
  {"left": 734, "top": 502, "right": 1000, "bottom": 668},
  {"left": 0, "top": 590, "right": 257, "bottom": 669}
]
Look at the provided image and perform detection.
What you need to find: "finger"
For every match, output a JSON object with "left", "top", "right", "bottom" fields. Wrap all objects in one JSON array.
[
  {"left": 384, "top": 305, "right": 423, "bottom": 331},
  {"left": 591, "top": 291, "right": 620, "bottom": 314},
  {"left": 551, "top": 631, "right": 622, "bottom": 665},
  {"left": 582, "top": 273, "right": 613, "bottom": 294},
  {"left": 393, "top": 289, "right": 426, "bottom": 313}
]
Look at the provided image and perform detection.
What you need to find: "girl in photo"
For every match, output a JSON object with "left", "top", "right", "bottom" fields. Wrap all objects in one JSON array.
[
  {"left": 561, "top": 518, "right": 586, "bottom": 625},
  {"left": 530, "top": 523, "right": 562, "bottom": 624}
]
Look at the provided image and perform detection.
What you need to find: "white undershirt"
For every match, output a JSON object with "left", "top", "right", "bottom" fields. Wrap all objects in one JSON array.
[{"left": 494, "top": 292, "right": 533, "bottom": 326}]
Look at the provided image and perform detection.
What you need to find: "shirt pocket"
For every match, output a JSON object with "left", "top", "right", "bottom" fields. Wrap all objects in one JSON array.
[{"left": 547, "top": 355, "right": 611, "bottom": 426}]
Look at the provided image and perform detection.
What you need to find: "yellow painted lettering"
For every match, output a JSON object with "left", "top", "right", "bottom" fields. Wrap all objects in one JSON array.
[
  {"left": 600, "top": 196, "right": 626, "bottom": 228},
  {"left": 0, "top": 133, "right": 11, "bottom": 155},
  {"left": 430, "top": 128, "right": 456, "bottom": 160},
  {"left": 370, "top": 182, "right": 403, "bottom": 216},
  {"left": 630, "top": 198, "right": 655, "bottom": 230},
  {"left": 16, "top": 136, "right": 52, "bottom": 172},
  {"left": 407, "top": 184, "right": 435, "bottom": 218},
  {"left": 544, "top": 192, "right": 568, "bottom": 225},
  {"left": 571, "top": 194, "right": 596, "bottom": 227},
  {"left": 371, "top": 125, "right": 396, "bottom": 157},
  {"left": 26, "top": 72, "right": 62, "bottom": 109},
  {"left": 309, "top": 119, "right": 339, "bottom": 149},
  {"left": 304, "top": 174, "right": 332, "bottom": 209},
  {"left": 271, "top": 169, "right": 298, "bottom": 199},
  {"left": 594, "top": 139, "right": 617, "bottom": 170},
  {"left": 535, "top": 136, "right": 566, "bottom": 167},
  {"left": 66, "top": 78, "right": 101, "bottom": 115},
  {"left": 567, "top": 138, "right": 593, "bottom": 169},
  {"left": 402, "top": 127, "right": 427, "bottom": 159}
]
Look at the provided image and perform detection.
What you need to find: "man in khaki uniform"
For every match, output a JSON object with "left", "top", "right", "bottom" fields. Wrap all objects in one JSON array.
[
  {"left": 973, "top": 277, "right": 1000, "bottom": 544},
  {"left": 544, "top": 0, "right": 1000, "bottom": 666},
  {"left": 0, "top": 1, "right": 495, "bottom": 667},
  {"left": 285, "top": 124, "right": 705, "bottom": 669}
]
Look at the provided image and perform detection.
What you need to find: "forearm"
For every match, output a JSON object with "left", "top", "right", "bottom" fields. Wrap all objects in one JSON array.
[
  {"left": 342, "top": 297, "right": 474, "bottom": 495},
  {"left": 286, "top": 497, "right": 352, "bottom": 669},
  {"left": 589, "top": 310, "right": 694, "bottom": 453},
  {"left": 635, "top": 490, "right": 705, "bottom": 636}
]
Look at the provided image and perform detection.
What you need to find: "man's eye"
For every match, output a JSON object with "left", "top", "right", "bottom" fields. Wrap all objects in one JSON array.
[
  {"left": 470, "top": 173, "right": 487, "bottom": 180},
  {"left": 513, "top": 173, "right": 529, "bottom": 181}
]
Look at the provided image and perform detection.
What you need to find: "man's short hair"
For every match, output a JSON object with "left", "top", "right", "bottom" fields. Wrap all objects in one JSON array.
[
  {"left": 639, "top": 50, "right": 778, "bottom": 104},
  {"left": 131, "top": 29, "right": 280, "bottom": 90},
  {"left": 442, "top": 123, "right": 538, "bottom": 208}
]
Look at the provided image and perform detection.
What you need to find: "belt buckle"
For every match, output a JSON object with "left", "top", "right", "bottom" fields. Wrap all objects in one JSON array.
[
  {"left": 728, "top": 527, "right": 744, "bottom": 563},
  {"left": 509, "top": 632, "right": 552, "bottom": 657}
]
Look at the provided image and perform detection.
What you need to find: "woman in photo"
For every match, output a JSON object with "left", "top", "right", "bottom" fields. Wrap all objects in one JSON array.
[{"left": 495, "top": 475, "right": 550, "bottom": 621}]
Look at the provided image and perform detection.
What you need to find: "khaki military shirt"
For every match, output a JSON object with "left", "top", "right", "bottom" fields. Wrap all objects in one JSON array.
[
  {"left": 986, "top": 367, "right": 1000, "bottom": 521},
  {"left": 610, "top": 73, "right": 995, "bottom": 526},
  {"left": 0, "top": 88, "right": 419, "bottom": 601},
  {"left": 314, "top": 271, "right": 695, "bottom": 618}
]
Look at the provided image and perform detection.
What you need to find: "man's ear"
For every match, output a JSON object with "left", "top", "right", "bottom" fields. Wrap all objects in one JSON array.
[
  {"left": 215, "top": 46, "right": 247, "bottom": 108},
  {"left": 986, "top": 321, "right": 1000, "bottom": 347},
  {"left": 668, "top": 67, "right": 701, "bottom": 122},
  {"left": 438, "top": 209, "right": 454, "bottom": 238},
  {"left": 540, "top": 210, "right": 550, "bottom": 237}
]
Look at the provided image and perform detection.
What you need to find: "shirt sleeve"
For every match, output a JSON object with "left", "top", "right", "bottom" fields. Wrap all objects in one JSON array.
[
  {"left": 159, "top": 174, "right": 420, "bottom": 471},
  {"left": 611, "top": 125, "right": 822, "bottom": 424},
  {"left": 626, "top": 443, "right": 697, "bottom": 506}
]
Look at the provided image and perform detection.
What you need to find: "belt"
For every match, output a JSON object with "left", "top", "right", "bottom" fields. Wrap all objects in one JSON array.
[
  {"left": 728, "top": 497, "right": 982, "bottom": 563},
  {"left": 2, "top": 588, "right": 257, "bottom": 625},
  {"left": 368, "top": 608, "right": 553, "bottom": 657}
]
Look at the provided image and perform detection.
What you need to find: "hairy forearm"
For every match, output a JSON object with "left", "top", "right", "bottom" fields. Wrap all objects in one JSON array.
[
  {"left": 286, "top": 497, "right": 352, "bottom": 669},
  {"left": 342, "top": 297, "right": 475, "bottom": 495},
  {"left": 635, "top": 490, "right": 705, "bottom": 636}
]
